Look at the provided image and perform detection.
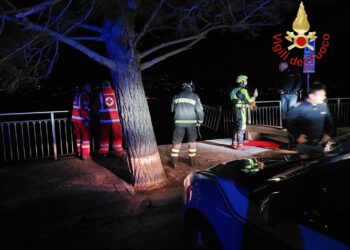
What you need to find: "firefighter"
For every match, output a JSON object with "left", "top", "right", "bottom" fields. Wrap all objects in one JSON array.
[
  {"left": 94, "top": 80, "right": 124, "bottom": 157},
  {"left": 170, "top": 82, "right": 204, "bottom": 168},
  {"left": 230, "top": 75, "right": 258, "bottom": 150},
  {"left": 71, "top": 83, "right": 92, "bottom": 159},
  {"left": 284, "top": 82, "right": 333, "bottom": 156}
]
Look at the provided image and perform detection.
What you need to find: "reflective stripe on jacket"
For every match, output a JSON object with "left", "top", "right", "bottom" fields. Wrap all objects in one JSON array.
[
  {"left": 71, "top": 92, "right": 90, "bottom": 122},
  {"left": 230, "top": 87, "right": 255, "bottom": 108},
  {"left": 171, "top": 88, "right": 204, "bottom": 125},
  {"left": 95, "top": 87, "right": 120, "bottom": 123}
]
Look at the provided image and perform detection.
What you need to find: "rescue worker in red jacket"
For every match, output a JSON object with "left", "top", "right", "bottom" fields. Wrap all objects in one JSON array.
[
  {"left": 71, "top": 83, "right": 92, "bottom": 159},
  {"left": 94, "top": 80, "right": 124, "bottom": 156}
]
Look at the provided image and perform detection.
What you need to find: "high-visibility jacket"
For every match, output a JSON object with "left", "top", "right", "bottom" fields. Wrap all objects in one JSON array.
[
  {"left": 171, "top": 88, "right": 204, "bottom": 125},
  {"left": 230, "top": 87, "right": 255, "bottom": 108},
  {"left": 71, "top": 92, "right": 90, "bottom": 122},
  {"left": 95, "top": 87, "right": 120, "bottom": 123}
]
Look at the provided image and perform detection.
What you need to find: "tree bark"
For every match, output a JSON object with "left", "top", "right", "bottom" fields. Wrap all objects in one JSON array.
[{"left": 103, "top": 19, "right": 167, "bottom": 190}]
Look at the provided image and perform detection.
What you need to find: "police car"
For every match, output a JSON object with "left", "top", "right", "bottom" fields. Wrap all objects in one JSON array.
[{"left": 183, "top": 135, "right": 350, "bottom": 249}]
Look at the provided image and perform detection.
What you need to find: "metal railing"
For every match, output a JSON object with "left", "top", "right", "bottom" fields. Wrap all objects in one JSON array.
[
  {"left": 1, "top": 98, "right": 349, "bottom": 163},
  {"left": 0, "top": 106, "right": 223, "bottom": 163},
  {"left": 221, "top": 98, "right": 350, "bottom": 136},
  {"left": 222, "top": 106, "right": 234, "bottom": 137},
  {"left": 248, "top": 101, "right": 282, "bottom": 128},
  {"left": 0, "top": 111, "right": 74, "bottom": 162},
  {"left": 202, "top": 105, "right": 222, "bottom": 132},
  {"left": 327, "top": 98, "right": 350, "bottom": 127},
  {"left": 222, "top": 101, "right": 282, "bottom": 136}
]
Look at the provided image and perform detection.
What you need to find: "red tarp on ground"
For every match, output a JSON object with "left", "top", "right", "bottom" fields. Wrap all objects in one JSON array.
[{"left": 243, "top": 140, "right": 280, "bottom": 148}]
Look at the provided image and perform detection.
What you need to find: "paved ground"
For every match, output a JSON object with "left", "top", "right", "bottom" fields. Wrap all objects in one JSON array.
[{"left": 0, "top": 139, "right": 293, "bottom": 249}]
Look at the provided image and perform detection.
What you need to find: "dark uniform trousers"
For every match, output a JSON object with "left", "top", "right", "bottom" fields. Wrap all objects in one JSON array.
[
  {"left": 171, "top": 124, "right": 198, "bottom": 162},
  {"left": 232, "top": 107, "right": 247, "bottom": 145},
  {"left": 172, "top": 124, "right": 197, "bottom": 145}
]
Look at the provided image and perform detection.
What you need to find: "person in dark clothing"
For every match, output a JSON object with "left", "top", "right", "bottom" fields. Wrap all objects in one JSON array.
[
  {"left": 276, "top": 61, "right": 303, "bottom": 119},
  {"left": 230, "top": 75, "right": 258, "bottom": 150},
  {"left": 284, "top": 83, "right": 333, "bottom": 156},
  {"left": 170, "top": 82, "right": 204, "bottom": 168}
]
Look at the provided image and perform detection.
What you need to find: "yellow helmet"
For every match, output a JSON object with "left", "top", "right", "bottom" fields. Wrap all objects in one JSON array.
[{"left": 236, "top": 75, "right": 248, "bottom": 84}]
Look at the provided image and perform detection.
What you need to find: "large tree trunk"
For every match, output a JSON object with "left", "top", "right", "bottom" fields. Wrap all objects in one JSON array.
[{"left": 102, "top": 19, "right": 167, "bottom": 190}]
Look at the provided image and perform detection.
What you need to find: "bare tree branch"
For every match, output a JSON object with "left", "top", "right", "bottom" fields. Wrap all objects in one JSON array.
[
  {"left": 79, "top": 23, "right": 103, "bottom": 33},
  {"left": 140, "top": 23, "right": 230, "bottom": 60},
  {"left": 134, "top": 0, "right": 165, "bottom": 46},
  {"left": 140, "top": 33, "right": 203, "bottom": 59},
  {"left": 140, "top": 0, "right": 276, "bottom": 69},
  {"left": 239, "top": 0, "right": 272, "bottom": 24},
  {"left": 226, "top": 0, "right": 236, "bottom": 23},
  {"left": 71, "top": 36, "right": 103, "bottom": 42},
  {"left": 29, "top": 40, "right": 60, "bottom": 80},
  {"left": 1, "top": 0, "right": 73, "bottom": 63},
  {"left": 14, "top": 0, "right": 62, "bottom": 18},
  {"left": 0, "top": 14, "right": 116, "bottom": 70},
  {"left": 141, "top": 37, "right": 201, "bottom": 70},
  {"left": 0, "top": 0, "right": 281, "bottom": 92},
  {"left": 0, "top": 36, "right": 41, "bottom": 63}
]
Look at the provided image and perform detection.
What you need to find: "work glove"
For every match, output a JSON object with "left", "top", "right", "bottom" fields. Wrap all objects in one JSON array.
[
  {"left": 253, "top": 88, "right": 258, "bottom": 98},
  {"left": 196, "top": 121, "right": 203, "bottom": 127}
]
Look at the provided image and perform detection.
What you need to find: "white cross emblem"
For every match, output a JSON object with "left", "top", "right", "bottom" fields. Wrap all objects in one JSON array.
[{"left": 105, "top": 97, "right": 114, "bottom": 107}]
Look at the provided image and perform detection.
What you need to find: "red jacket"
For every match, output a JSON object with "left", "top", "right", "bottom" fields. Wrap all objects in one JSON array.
[
  {"left": 71, "top": 92, "right": 90, "bottom": 122},
  {"left": 94, "top": 87, "right": 120, "bottom": 123}
]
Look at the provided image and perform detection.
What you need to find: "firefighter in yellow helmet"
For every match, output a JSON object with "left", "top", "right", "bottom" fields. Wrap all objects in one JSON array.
[{"left": 230, "top": 75, "right": 258, "bottom": 150}]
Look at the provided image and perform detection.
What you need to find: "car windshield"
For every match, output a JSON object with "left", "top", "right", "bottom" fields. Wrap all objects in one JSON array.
[
  {"left": 209, "top": 154, "right": 305, "bottom": 189},
  {"left": 210, "top": 151, "right": 350, "bottom": 193},
  {"left": 209, "top": 135, "right": 350, "bottom": 191}
]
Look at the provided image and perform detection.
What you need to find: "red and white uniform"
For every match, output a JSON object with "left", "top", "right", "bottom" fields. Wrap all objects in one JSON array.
[
  {"left": 94, "top": 87, "right": 123, "bottom": 155},
  {"left": 71, "top": 92, "right": 91, "bottom": 158}
]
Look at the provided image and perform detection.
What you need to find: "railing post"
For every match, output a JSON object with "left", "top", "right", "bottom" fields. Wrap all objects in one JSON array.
[
  {"left": 247, "top": 107, "right": 251, "bottom": 124},
  {"left": 215, "top": 107, "right": 222, "bottom": 132},
  {"left": 336, "top": 98, "right": 341, "bottom": 128},
  {"left": 278, "top": 100, "right": 283, "bottom": 127},
  {"left": 51, "top": 112, "right": 58, "bottom": 160}
]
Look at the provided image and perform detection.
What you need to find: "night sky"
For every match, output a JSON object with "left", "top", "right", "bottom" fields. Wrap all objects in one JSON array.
[
  {"left": 53, "top": 1, "right": 348, "bottom": 96},
  {"left": 2, "top": 0, "right": 349, "bottom": 109}
]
